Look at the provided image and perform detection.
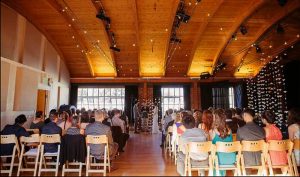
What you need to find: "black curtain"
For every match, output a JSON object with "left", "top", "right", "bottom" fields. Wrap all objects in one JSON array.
[
  {"left": 183, "top": 84, "right": 191, "bottom": 110},
  {"left": 153, "top": 85, "right": 162, "bottom": 120},
  {"left": 125, "top": 85, "right": 138, "bottom": 124},
  {"left": 200, "top": 85, "right": 213, "bottom": 110},
  {"left": 212, "top": 87, "right": 229, "bottom": 109},
  {"left": 69, "top": 84, "right": 78, "bottom": 107}
]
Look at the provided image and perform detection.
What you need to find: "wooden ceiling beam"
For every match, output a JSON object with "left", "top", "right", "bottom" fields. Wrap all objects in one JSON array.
[
  {"left": 130, "top": 0, "right": 141, "bottom": 76},
  {"left": 46, "top": 0, "right": 95, "bottom": 76},
  {"left": 233, "top": 1, "right": 300, "bottom": 76},
  {"left": 209, "top": 0, "right": 265, "bottom": 75},
  {"left": 185, "top": 0, "right": 225, "bottom": 76}
]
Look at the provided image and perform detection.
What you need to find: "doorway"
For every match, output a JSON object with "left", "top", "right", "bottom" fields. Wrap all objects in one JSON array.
[{"left": 36, "top": 89, "right": 48, "bottom": 117}]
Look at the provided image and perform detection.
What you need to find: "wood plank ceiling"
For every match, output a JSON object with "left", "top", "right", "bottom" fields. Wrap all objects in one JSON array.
[{"left": 2, "top": 0, "right": 300, "bottom": 79}]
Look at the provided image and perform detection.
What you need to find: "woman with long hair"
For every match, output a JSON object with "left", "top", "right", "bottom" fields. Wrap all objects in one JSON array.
[
  {"left": 288, "top": 108, "right": 300, "bottom": 165},
  {"left": 210, "top": 109, "right": 236, "bottom": 176},
  {"left": 261, "top": 110, "right": 287, "bottom": 165},
  {"left": 198, "top": 110, "right": 213, "bottom": 140}
]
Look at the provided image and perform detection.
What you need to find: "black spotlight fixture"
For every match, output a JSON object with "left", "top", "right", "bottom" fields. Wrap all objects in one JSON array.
[
  {"left": 255, "top": 45, "right": 262, "bottom": 53},
  {"left": 276, "top": 23, "right": 284, "bottom": 33},
  {"left": 109, "top": 32, "right": 120, "bottom": 52},
  {"left": 200, "top": 72, "right": 211, "bottom": 80},
  {"left": 170, "top": 33, "right": 181, "bottom": 43},
  {"left": 278, "top": 0, "right": 287, "bottom": 6},
  {"left": 176, "top": 11, "right": 190, "bottom": 23},
  {"left": 240, "top": 25, "right": 247, "bottom": 35},
  {"left": 96, "top": 9, "right": 110, "bottom": 23}
]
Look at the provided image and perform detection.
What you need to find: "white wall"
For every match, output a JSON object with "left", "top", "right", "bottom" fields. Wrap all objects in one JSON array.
[{"left": 1, "top": 3, "right": 70, "bottom": 129}]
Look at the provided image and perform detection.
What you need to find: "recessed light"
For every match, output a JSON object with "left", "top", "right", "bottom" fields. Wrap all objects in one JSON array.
[
  {"left": 284, "top": 53, "right": 287, "bottom": 56},
  {"left": 165, "top": 28, "right": 168, "bottom": 32},
  {"left": 177, "top": 70, "right": 180, "bottom": 73},
  {"left": 150, "top": 39, "right": 153, "bottom": 42},
  {"left": 84, "top": 31, "right": 87, "bottom": 34},
  {"left": 130, "top": 69, "right": 133, "bottom": 71},
  {"left": 120, "top": 65, "right": 123, "bottom": 68},
  {"left": 269, "top": 45, "right": 272, "bottom": 48},
  {"left": 291, "top": 45, "right": 294, "bottom": 48},
  {"left": 132, "top": 43, "right": 136, "bottom": 47},
  {"left": 72, "top": 18, "right": 75, "bottom": 21},
  {"left": 207, "top": 13, "right": 210, "bottom": 17},
  {"left": 62, "top": 9, "right": 65, "bottom": 12},
  {"left": 72, "top": 36, "right": 75, "bottom": 39},
  {"left": 185, "top": 54, "right": 188, "bottom": 56},
  {"left": 172, "top": 65, "right": 175, "bottom": 68},
  {"left": 297, "top": 34, "right": 300, "bottom": 38},
  {"left": 284, "top": 41, "right": 287, "bottom": 45},
  {"left": 188, "top": 2, "right": 192, "bottom": 6},
  {"left": 97, "top": 40, "right": 100, "bottom": 43},
  {"left": 220, "top": 27, "right": 223, "bottom": 31},
  {"left": 68, "top": 24, "right": 71, "bottom": 27},
  {"left": 76, "top": 45, "right": 79, "bottom": 48}
]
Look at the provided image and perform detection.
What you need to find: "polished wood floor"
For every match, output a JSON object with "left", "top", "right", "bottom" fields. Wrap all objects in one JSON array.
[{"left": 107, "top": 132, "right": 178, "bottom": 176}]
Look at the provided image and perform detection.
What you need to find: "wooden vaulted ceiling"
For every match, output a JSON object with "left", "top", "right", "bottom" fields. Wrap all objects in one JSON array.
[{"left": 3, "top": 0, "right": 300, "bottom": 79}]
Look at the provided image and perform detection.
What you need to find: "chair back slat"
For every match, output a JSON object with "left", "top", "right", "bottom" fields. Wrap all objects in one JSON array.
[
  {"left": 1, "top": 135, "right": 18, "bottom": 144},
  {"left": 40, "top": 134, "right": 61, "bottom": 143},
  {"left": 267, "top": 140, "right": 293, "bottom": 152},
  {"left": 216, "top": 141, "right": 241, "bottom": 153},
  {"left": 188, "top": 141, "right": 213, "bottom": 153},
  {"left": 242, "top": 140, "right": 266, "bottom": 152},
  {"left": 293, "top": 139, "right": 300, "bottom": 150},
  {"left": 86, "top": 135, "right": 108, "bottom": 144},
  {"left": 20, "top": 134, "right": 40, "bottom": 143},
  {"left": 232, "top": 133, "right": 237, "bottom": 142}
]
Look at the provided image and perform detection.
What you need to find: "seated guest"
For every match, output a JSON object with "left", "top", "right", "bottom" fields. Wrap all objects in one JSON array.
[
  {"left": 80, "top": 111, "right": 90, "bottom": 130},
  {"left": 1, "top": 114, "right": 30, "bottom": 155},
  {"left": 210, "top": 109, "right": 236, "bottom": 176},
  {"left": 75, "top": 109, "right": 81, "bottom": 116},
  {"left": 288, "top": 108, "right": 300, "bottom": 165},
  {"left": 237, "top": 108, "right": 265, "bottom": 166},
  {"left": 30, "top": 111, "right": 44, "bottom": 131},
  {"left": 177, "top": 115, "right": 208, "bottom": 176},
  {"left": 58, "top": 111, "right": 72, "bottom": 133},
  {"left": 66, "top": 116, "right": 82, "bottom": 135},
  {"left": 109, "top": 109, "right": 130, "bottom": 152},
  {"left": 193, "top": 110, "right": 202, "bottom": 128},
  {"left": 225, "top": 109, "right": 238, "bottom": 133},
  {"left": 85, "top": 110, "right": 118, "bottom": 160},
  {"left": 261, "top": 110, "right": 287, "bottom": 165},
  {"left": 232, "top": 108, "right": 246, "bottom": 128},
  {"left": 198, "top": 110, "right": 213, "bottom": 140},
  {"left": 41, "top": 112, "right": 62, "bottom": 153},
  {"left": 161, "top": 109, "right": 174, "bottom": 147}
]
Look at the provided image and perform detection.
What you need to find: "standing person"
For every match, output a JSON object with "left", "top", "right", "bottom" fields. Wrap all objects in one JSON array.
[
  {"left": 152, "top": 103, "right": 159, "bottom": 134},
  {"left": 133, "top": 101, "right": 140, "bottom": 133},
  {"left": 261, "top": 110, "right": 287, "bottom": 165},
  {"left": 237, "top": 108, "right": 265, "bottom": 167},
  {"left": 287, "top": 108, "right": 300, "bottom": 165}
]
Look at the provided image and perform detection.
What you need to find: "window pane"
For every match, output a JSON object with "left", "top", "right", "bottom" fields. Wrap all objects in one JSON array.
[
  {"left": 93, "top": 89, "right": 98, "bottom": 96},
  {"left": 105, "top": 89, "right": 110, "bottom": 96},
  {"left": 163, "top": 88, "right": 168, "bottom": 96},
  {"left": 99, "top": 89, "right": 104, "bottom": 96},
  {"left": 169, "top": 88, "right": 174, "bottom": 96},
  {"left": 175, "top": 98, "right": 179, "bottom": 104},
  {"left": 164, "top": 98, "right": 168, "bottom": 105},
  {"left": 88, "top": 88, "right": 93, "bottom": 96},
  {"left": 78, "top": 88, "right": 82, "bottom": 96},
  {"left": 82, "top": 89, "right": 87, "bottom": 96},
  {"left": 105, "top": 97, "right": 111, "bottom": 104},
  {"left": 175, "top": 88, "right": 179, "bottom": 96},
  {"left": 111, "top": 89, "right": 117, "bottom": 96}
]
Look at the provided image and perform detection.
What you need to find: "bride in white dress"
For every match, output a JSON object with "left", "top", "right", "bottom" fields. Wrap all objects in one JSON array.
[{"left": 152, "top": 105, "right": 159, "bottom": 134}]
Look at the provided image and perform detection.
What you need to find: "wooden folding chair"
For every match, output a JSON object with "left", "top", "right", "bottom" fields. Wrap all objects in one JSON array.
[
  {"left": 186, "top": 141, "right": 214, "bottom": 176},
  {"left": 292, "top": 139, "right": 299, "bottom": 176},
  {"left": 0, "top": 135, "right": 20, "bottom": 176},
  {"left": 214, "top": 141, "right": 242, "bottom": 176},
  {"left": 38, "top": 134, "right": 61, "bottom": 176},
  {"left": 174, "top": 134, "right": 182, "bottom": 165},
  {"left": 86, "top": 135, "right": 110, "bottom": 176},
  {"left": 17, "top": 134, "right": 40, "bottom": 176},
  {"left": 164, "top": 126, "right": 173, "bottom": 157},
  {"left": 232, "top": 133, "right": 237, "bottom": 142},
  {"left": 241, "top": 140, "right": 267, "bottom": 176},
  {"left": 266, "top": 140, "right": 294, "bottom": 176}
]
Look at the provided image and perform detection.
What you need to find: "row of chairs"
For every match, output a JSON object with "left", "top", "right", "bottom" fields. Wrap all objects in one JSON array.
[
  {"left": 164, "top": 127, "right": 299, "bottom": 176},
  {"left": 0, "top": 134, "right": 111, "bottom": 176},
  {"left": 185, "top": 140, "right": 299, "bottom": 176}
]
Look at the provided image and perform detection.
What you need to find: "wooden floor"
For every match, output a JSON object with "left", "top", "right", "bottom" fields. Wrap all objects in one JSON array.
[{"left": 107, "top": 132, "right": 178, "bottom": 176}]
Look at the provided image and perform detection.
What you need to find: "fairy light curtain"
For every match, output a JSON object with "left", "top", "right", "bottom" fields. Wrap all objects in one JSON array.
[{"left": 246, "top": 57, "right": 288, "bottom": 130}]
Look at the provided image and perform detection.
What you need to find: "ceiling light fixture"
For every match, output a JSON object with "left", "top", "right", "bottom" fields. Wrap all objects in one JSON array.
[{"left": 240, "top": 25, "right": 247, "bottom": 35}]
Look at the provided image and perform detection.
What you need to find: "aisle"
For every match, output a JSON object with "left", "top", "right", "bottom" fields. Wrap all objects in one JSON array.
[{"left": 108, "top": 132, "right": 178, "bottom": 176}]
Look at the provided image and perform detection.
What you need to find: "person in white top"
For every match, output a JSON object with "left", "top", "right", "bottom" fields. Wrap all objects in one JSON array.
[
  {"left": 288, "top": 108, "right": 300, "bottom": 165},
  {"left": 152, "top": 104, "right": 159, "bottom": 134}
]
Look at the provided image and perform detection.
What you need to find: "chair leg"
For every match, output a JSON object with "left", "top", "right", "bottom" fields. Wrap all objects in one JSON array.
[
  {"left": 79, "top": 163, "right": 82, "bottom": 176},
  {"left": 9, "top": 147, "right": 16, "bottom": 177},
  {"left": 38, "top": 146, "right": 44, "bottom": 177},
  {"left": 104, "top": 147, "right": 107, "bottom": 176},
  {"left": 17, "top": 145, "right": 25, "bottom": 177},
  {"left": 33, "top": 146, "right": 40, "bottom": 176}
]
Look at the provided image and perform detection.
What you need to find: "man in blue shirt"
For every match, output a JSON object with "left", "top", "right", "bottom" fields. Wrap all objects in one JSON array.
[{"left": 41, "top": 112, "right": 62, "bottom": 152}]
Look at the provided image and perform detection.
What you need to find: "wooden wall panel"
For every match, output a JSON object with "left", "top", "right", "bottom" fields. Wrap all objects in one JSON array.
[
  {"left": 23, "top": 21, "right": 43, "bottom": 69},
  {"left": 1, "top": 4, "right": 18, "bottom": 60},
  {"left": 14, "top": 67, "right": 39, "bottom": 111},
  {"left": 44, "top": 40, "right": 58, "bottom": 78},
  {"left": 1, "top": 61, "right": 10, "bottom": 111}
]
